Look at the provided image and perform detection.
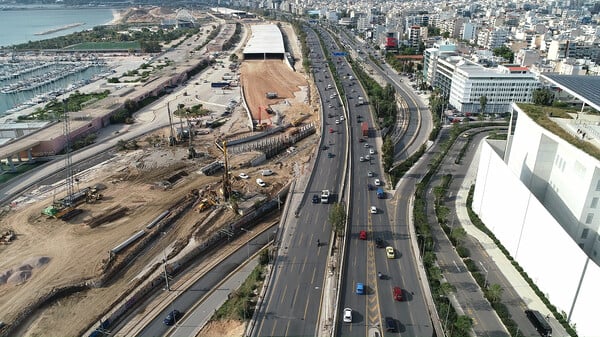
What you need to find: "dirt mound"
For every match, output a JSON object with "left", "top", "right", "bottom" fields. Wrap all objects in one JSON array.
[
  {"left": 198, "top": 319, "right": 244, "bottom": 337},
  {"left": 0, "top": 256, "right": 51, "bottom": 286},
  {"left": 23, "top": 256, "right": 51, "bottom": 269},
  {"left": 7, "top": 270, "right": 32, "bottom": 285}
]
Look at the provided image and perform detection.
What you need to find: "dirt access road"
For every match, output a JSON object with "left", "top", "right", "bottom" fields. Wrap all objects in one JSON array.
[{"left": 0, "top": 20, "right": 319, "bottom": 337}]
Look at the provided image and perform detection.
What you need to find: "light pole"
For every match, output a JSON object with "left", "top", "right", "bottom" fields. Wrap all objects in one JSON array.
[
  {"left": 479, "top": 261, "right": 488, "bottom": 288},
  {"left": 161, "top": 231, "right": 171, "bottom": 291},
  {"left": 240, "top": 227, "right": 254, "bottom": 259}
]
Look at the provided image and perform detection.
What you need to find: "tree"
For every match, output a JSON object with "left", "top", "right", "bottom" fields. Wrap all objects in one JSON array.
[
  {"left": 492, "top": 45, "right": 514, "bottom": 63},
  {"left": 450, "top": 227, "right": 467, "bottom": 245},
  {"left": 532, "top": 88, "right": 554, "bottom": 106},
  {"left": 453, "top": 315, "right": 473, "bottom": 335},
  {"left": 382, "top": 137, "right": 394, "bottom": 171},
  {"left": 329, "top": 202, "right": 347, "bottom": 236},
  {"left": 479, "top": 95, "right": 488, "bottom": 114},
  {"left": 486, "top": 283, "right": 504, "bottom": 303}
]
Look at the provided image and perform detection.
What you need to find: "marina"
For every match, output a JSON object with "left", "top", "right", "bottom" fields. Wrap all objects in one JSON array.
[{"left": 0, "top": 56, "right": 109, "bottom": 115}]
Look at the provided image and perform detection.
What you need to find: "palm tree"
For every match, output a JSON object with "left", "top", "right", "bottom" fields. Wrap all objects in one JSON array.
[
  {"left": 453, "top": 315, "right": 473, "bottom": 336},
  {"left": 486, "top": 283, "right": 503, "bottom": 303}
]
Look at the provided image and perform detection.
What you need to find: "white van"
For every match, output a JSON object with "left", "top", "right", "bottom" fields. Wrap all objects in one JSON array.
[{"left": 261, "top": 169, "right": 274, "bottom": 176}]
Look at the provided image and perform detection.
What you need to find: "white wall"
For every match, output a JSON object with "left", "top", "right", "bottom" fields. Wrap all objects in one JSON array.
[{"left": 473, "top": 142, "right": 597, "bottom": 336}]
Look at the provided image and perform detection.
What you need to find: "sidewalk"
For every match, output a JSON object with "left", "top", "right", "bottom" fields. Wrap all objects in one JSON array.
[{"left": 454, "top": 141, "right": 569, "bottom": 336}]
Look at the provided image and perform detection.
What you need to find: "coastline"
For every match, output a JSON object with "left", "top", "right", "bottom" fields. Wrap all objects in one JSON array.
[{"left": 107, "top": 8, "right": 125, "bottom": 25}]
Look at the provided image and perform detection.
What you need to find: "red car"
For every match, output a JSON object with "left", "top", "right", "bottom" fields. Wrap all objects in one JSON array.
[
  {"left": 393, "top": 287, "right": 403, "bottom": 301},
  {"left": 329, "top": 127, "right": 334, "bottom": 133},
  {"left": 359, "top": 230, "right": 367, "bottom": 240}
]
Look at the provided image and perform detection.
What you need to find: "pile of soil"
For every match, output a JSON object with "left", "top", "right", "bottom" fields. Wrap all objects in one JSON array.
[{"left": 0, "top": 256, "right": 50, "bottom": 286}]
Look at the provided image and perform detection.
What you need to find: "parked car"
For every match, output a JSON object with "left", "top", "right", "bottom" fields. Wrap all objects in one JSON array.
[
  {"left": 163, "top": 310, "right": 182, "bottom": 326},
  {"left": 386, "top": 246, "right": 395, "bottom": 259},
  {"left": 239, "top": 173, "right": 249, "bottom": 179},
  {"left": 256, "top": 178, "right": 266, "bottom": 187},
  {"left": 343, "top": 308, "right": 353, "bottom": 323}
]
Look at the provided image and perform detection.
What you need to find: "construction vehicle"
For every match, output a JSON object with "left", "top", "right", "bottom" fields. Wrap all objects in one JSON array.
[
  {"left": 197, "top": 198, "right": 216, "bottom": 212},
  {"left": 42, "top": 187, "right": 103, "bottom": 219},
  {"left": 0, "top": 230, "right": 15, "bottom": 244}
]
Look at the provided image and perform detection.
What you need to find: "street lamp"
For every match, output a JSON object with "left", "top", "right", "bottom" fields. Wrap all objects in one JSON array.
[
  {"left": 240, "top": 227, "right": 254, "bottom": 259},
  {"left": 161, "top": 232, "right": 171, "bottom": 291},
  {"left": 479, "top": 261, "right": 488, "bottom": 288}
]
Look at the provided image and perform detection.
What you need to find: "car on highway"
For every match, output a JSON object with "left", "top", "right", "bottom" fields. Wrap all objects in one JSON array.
[
  {"left": 329, "top": 127, "right": 334, "bottom": 133},
  {"left": 335, "top": 120, "right": 340, "bottom": 124},
  {"left": 359, "top": 156, "right": 365, "bottom": 162},
  {"left": 256, "top": 178, "right": 266, "bottom": 187},
  {"left": 370, "top": 206, "right": 377, "bottom": 214},
  {"left": 328, "top": 152, "right": 334, "bottom": 158},
  {"left": 374, "top": 179, "right": 381, "bottom": 186},
  {"left": 163, "top": 309, "right": 182, "bottom": 326},
  {"left": 368, "top": 171, "right": 374, "bottom": 177},
  {"left": 375, "top": 237, "right": 385, "bottom": 248},
  {"left": 385, "top": 317, "right": 397, "bottom": 332},
  {"left": 356, "top": 282, "right": 365, "bottom": 295},
  {"left": 386, "top": 246, "right": 395, "bottom": 259},
  {"left": 359, "top": 230, "right": 367, "bottom": 240},
  {"left": 365, "top": 154, "right": 371, "bottom": 160},
  {"left": 369, "top": 149, "right": 375, "bottom": 155},
  {"left": 312, "top": 194, "right": 320, "bottom": 203},
  {"left": 340, "top": 115, "right": 345, "bottom": 121},
  {"left": 343, "top": 308, "right": 353, "bottom": 323},
  {"left": 321, "top": 145, "right": 328, "bottom": 150},
  {"left": 364, "top": 143, "right": 370, "bottom": 148},
  {"left": 239, "top": 173, "right": 249, "bottom": 179},
  {"left": 393, "top": 286, "right": 403, "bottom": 301},
  {"left": 358, "top": 138, "right": 365, "bottom": 143}
]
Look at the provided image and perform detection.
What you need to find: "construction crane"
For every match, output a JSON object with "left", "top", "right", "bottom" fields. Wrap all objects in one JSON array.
[
  {"left": 62, "top": 98, "right": 75, "bottom": 207},
  {"left": 221, "top": 140, "right": 231, "bottom": 200}
]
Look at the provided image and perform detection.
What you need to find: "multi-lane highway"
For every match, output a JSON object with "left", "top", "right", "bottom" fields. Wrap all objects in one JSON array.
[
  {"left": 251, "top": 25, "right": 349, "bottom": 337},
  {"left": 315, "top": 27, "right": 432, "bottom": 337}
]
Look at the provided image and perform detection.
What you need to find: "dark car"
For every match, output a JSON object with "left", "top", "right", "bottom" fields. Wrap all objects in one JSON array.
[
  {"left": 312, "top": 194, "right": 320, "bottom": 203},
  {"left": 375, "top": 237, "right": 384, "bottom": 248},
  {"left": 328, "top": 152, "right": 334, "bottom": 158},
  {"left": 163, "top": 309, "right": 182, "bottom": 326},
  {"left": 385, "top": 317, "right": 397, "bottom": 332}
]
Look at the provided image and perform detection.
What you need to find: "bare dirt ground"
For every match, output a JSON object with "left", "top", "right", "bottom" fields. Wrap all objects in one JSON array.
[{"left": 0, "top": 19, "right": 316, "bottom": 337}]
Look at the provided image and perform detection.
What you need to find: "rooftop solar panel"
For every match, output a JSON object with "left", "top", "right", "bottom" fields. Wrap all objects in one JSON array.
[{"left": 543, "top": 74, "right": 600, "bottom": 111}]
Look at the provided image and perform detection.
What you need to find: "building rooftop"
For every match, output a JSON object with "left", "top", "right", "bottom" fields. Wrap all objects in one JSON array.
[{"left": 243, "top": 24, "right": 285, "bottom": 55}]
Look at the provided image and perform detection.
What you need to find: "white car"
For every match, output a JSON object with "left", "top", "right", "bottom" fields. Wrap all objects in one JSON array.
[
  {"left": 256, "top": 178, "right": 266, "bottom": 187},
  {"left": 369, "top": 149, "right": 375, "bottom": 155},
  {"left": 370, "top": 206, "right": 377, "bottom": 214},
  {"left": 364, "top": 143, "right": 370, "bottom": 148},
  {"left": 374, "top": 179, "right": 381, "bottom": 186},
  {"left": 359, "top": 156, "right": 365, "bottom": 162},
  {"left": 261, "top": 169, "right": 273, "bottom": 176},
  {"left": 239, "top": 173, "right": 249, "bottom": 179},
  {"left": 368, "top": 171, "right": 374, "bottom": 177},
  {"left": 365, "top": 154, "right": 371, "bottom": 160},
  {"left": 340, "top": 116, "right": 345, "bottom": 121},
  {"left": 335, "top": 120, "right": 340, "bottom": 125},
  {"left": 343, "top": 307, "right": 353, "bottom": 323}
]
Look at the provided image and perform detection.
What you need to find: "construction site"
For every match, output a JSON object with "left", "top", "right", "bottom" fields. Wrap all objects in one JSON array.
[{"left": 0, "top": 18, "right": 320, "bottom": 337}]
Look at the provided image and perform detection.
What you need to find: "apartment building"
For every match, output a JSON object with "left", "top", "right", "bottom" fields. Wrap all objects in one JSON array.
[
  {"left": 547, "top": 39, "right": 600, "bottom": 62},
  {"left": 422, "top": 40, "right": 458, "bottom": 87},
  {"left": 448, "top": 63, "right": 539, "bottom": 113}
]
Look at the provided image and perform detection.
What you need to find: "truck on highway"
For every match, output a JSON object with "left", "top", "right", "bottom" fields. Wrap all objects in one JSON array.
[
  {"left": 361, "top": 122, "right": 369, "bottom": 138},
  {"left": 211, "top": 82, "right": 230, "bottom": 88},
  {"left": 377, "top": 187, "right": 385, "bottom": 199},
  {"left": 321, "top": 190, "right": 330, "bottom": 203}
]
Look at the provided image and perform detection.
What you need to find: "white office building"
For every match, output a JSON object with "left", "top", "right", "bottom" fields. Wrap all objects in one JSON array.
[
  {"left": 422, "top": 40, "right": 457, "bottom": 87},
  {"left": 448, "top": 63, "right": 539, "bottom": 113},
  {"left": 473, "top": 75, "right": 600, "bottom": 336}
]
